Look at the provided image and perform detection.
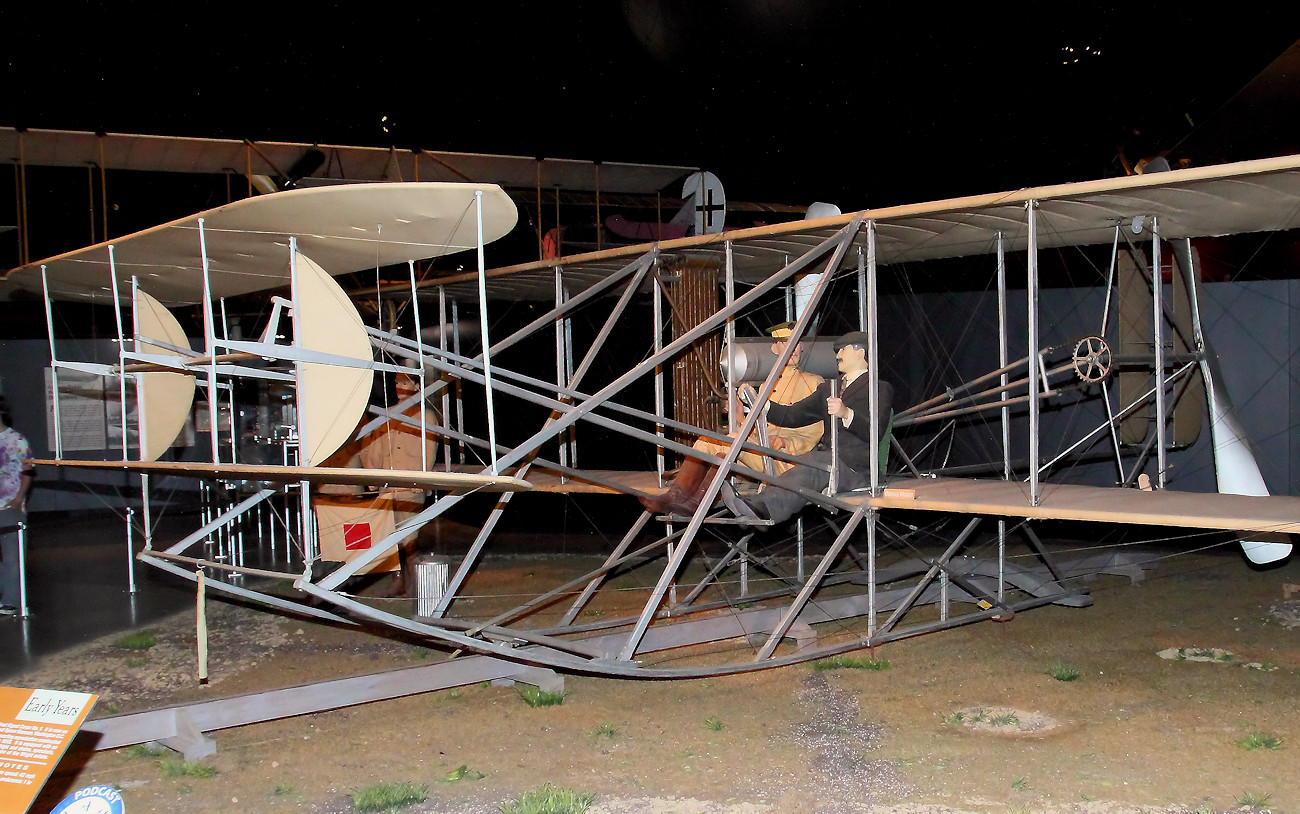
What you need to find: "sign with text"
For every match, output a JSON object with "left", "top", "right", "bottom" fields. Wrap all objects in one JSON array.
[{"left": 0, "top": 687, "right": 98, "bottom": 814}]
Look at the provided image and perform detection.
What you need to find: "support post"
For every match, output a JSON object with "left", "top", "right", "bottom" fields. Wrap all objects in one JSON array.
[
  {"left": 199, "top": 218, "right": 219, "bottom": 464},
  {"left": 408, "top": 260, "right": 428, "bottom": 472},
  {"left": 867, "top": 221, "right": 880, "bottom": 495},
  {"left": 475, "top": 191, "right": 499, "bottom": 474},
  {"left": 1026, "top": 202, "right": 1041, "bottom": 505},
  {"left": 40, "top": 266, "right": 64, "bottom": 458},
  {"left": 653, "top": 261, "right": 666, "bottom": 484},
  {"left": 725, "top": 241, "right": 736, "bottom": 435},
  {"left": 997, "top": 232, "right": 1009, "bottom": 600},
  {"left": 1152, "top": 216, "right": 1167, "bottom": 488}
]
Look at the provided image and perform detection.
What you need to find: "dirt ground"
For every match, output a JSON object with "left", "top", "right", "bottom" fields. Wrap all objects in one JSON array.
[{"left": 11, "top": 546, "right": 1300, "bottom": 814}]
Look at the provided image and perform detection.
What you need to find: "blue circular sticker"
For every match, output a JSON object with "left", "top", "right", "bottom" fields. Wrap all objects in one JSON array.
[{"left": 50, "top": 785, "right": 125, "bottom": 814}]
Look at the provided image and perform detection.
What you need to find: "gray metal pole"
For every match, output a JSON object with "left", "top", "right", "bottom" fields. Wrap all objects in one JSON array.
[
  {"left": 199, "top": 219, "right": 219, "bottom": 464},
  {"left": 653, "top": 262, "right": 666, "bottom": 485},
  {"left": 867, "top": 221, "right": 880, "bottom": 495},
  {"left": 1027, "top": 203, "right": 1041, "bottom": 505},
  {"left": 725, "top": 241, "right": 736, "bottom": 436},
  {"left": 409, "top": 260, "right": 428, "bottom": 472},
  {"left": 108, "top": 246, "right": 128, "bottom": 463},
  {"left": 17, "top": 520, "right": 29, "bottom": 618},
  {"left": 858, "top": 246, "right": 867, "bottom": 331},
  {"left": 555, "top": 267, "right": 568, "bottom": 471},
  {"left": 40, "top": 266, "right": 64, "bottom": 458},
  {"left": 997, "top": 232, "right": 1009, "bottom": 601},
  {"left": 1152, "top": 216, "right": 1167, "bottom": 488},
  {"left": 475, "top": 191, "right": 500, "bottom": 474},
  {"left": 439, "top": 286, "right": 452, "bottom": 471}
]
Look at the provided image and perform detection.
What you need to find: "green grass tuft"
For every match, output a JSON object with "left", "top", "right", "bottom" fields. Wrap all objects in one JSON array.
[
  {"left": 1235, "top": 791, "right": 1272, "bottom": 810},
  {"left": 1047, "top": 662, "right": 1081, "bottom": 681},
  {"left": 123, "top": 743, "right": 164, "bottom": 759},
  {"left": 500, "top": 783, "right": 595, "bottom": 814},
  {"left": 1236, "top": 732, "right": 1284, "bottom": 751},
  {"left": 703, "top": 715, "right": 724, "bottom": 731},
  {"left": 439, "top": 764, "right": 485, "bottom": 783},
  {"left": 116, "top": 631, "right": 157, "bottom": 651},
  {"left": 351, "top": 781, "right": 428, "bottom": 812},
  {"left": 270, "top": 783, "right": 301, "bottom": 800},
  {"left": 812, "top": 654, "right": 891, "bottom": 671},
  {"left": 589, "top": 722, "right": 619, "bottom": 739},
  {"left": 159, "top": 757, "right": 216, "bottom": 778},
  {"left": 990, "top": 712, "right": 1020, "bottom": 727},
  {"left": 517, "top": 686, "right": 567, "bottom": 707}
]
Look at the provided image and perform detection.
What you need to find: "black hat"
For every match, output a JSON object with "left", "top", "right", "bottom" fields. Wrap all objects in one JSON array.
[{"left": 833, "top": 331, "right": 870, "bottom": 351}]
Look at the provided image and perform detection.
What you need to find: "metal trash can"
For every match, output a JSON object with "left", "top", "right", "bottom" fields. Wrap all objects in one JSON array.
[{"left": 415, "top": 555, "right": 451, "bottom": 617}]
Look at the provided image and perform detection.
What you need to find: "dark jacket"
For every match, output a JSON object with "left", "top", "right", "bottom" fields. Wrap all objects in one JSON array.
[{"left": 766, "top": 374, "right": 893, "bottom": 477}]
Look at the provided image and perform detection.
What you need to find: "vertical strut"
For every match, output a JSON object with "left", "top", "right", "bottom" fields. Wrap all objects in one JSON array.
[
  {"left": 1152, "top": 216, "right": 1167, "bottom": 488},
  {"left": 996, "top": 232, "right": 1009, "bottom": 600},
  {"left": 867, "top": 221, "right": 880, "bottom": 495},
  {"left": 1026, "top": 202, "right": 1041, "bottom": 505}
]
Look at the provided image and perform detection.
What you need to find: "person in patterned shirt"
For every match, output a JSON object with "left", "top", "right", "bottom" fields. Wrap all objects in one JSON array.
[{"left": 1, "top": 396, "right": 35, "bottom": 615}]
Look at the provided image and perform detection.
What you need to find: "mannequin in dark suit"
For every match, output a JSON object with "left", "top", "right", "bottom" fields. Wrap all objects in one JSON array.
[{"left": 723, "top": 331, "right": 892, "bottom": 525}]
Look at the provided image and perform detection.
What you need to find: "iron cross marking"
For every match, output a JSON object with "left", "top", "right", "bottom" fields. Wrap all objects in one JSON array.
[{"left": 697, "top": 187, "right": 723, "bottom": 231}]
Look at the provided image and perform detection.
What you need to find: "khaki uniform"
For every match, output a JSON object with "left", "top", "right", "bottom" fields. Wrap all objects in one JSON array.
[{"left": 695, "top": 366, "right": 824, "bottom": 475}]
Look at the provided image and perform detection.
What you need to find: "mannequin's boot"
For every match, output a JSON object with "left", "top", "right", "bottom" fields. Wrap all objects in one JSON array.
[
  {"left": 639, "top": 456, "right": 711, "bottom": 515},
  {"left": 663, "top": 464, "right": 723, "bottom": 515}
]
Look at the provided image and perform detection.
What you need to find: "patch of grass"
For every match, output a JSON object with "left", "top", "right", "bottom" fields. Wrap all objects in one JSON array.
[
  {"left": 125, "top": 656, "right": 149, "bottom": 668},
  {"left": 123, "top": 743, "right": 164, "bottom": 759},
  {"left": 500, "top": 783, "right": 595, "bottom": 814},
  {"left": 516, "top": 686, "right": 567, "bottom": 707},
  {"left": 438, "top": 764, "right": 485, "bottom": 783},
  {"left": 812, "top": 654, "right": 891, "bottom": 671},
  {"left": 159, "top": 757, "right": 216, "bottom": 778},
  {"left": 989, "top": 712, "right": 1020, "bottom": 727},
  {"left": 1235, "top": 791, "right": 1272, "bottom": 810},
  {"left": 270, "top": 784, "right": 301, "bottom": 800},
  {"left": 1011, "top": 776, "right": 1029, "bottom": 791},
  {"left": 703, "top": 715, "right": 724, "bottom": 731},
  {"left": 1047, "top": 662, "right": 1081, "bottom": 681},
  {"left": 940, "top": 711, "right": 966, "bottom": 726},
  {"left": 115, "top": 631, "right": 157, "bottom": 651},
  {"left": 1236, "top": 732, "right": 1284, "bottom": 751},
  {"left": 589, "top": 722, "right": 619, "bottom": 739},
  {"left": 350, "top": 781, "right": 428, "bottom": 812}
]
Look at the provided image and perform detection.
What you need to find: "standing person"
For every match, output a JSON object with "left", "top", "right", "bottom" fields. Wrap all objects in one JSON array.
[
  {"left": 0, "top": 397, "right": 35, "bottom": 616},
  {"left": 640, "top": 324, "right": 825, "bottom": 516},
  {"left": 722, "top": 331, "right": 892, "bottom": 525}
]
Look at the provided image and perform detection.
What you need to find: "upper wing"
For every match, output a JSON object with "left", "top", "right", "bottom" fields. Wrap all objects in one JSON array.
[
  {"left": 2, "top": 182, "right": 518, "bottom": 305},
  {"left": 26, "top": 459, "right": 531, "bottom": 494},
  {"left": 427, "top": 153, "right": 1300, "bottom": 301}
]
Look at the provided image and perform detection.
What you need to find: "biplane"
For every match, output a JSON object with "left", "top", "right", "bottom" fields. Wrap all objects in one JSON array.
[{"left": 5, "top": 154, "right": 1300, "bottom": 680}]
